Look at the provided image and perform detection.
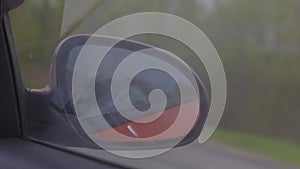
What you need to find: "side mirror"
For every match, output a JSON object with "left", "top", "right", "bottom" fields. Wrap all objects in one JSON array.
[{"left": 29, "top": 35, "right": 209, "bottom": 150}]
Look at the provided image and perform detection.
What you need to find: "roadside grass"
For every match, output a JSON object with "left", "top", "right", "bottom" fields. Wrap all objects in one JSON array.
[{"left": 211, "top": 129, "right": 300, "bottom": 167}]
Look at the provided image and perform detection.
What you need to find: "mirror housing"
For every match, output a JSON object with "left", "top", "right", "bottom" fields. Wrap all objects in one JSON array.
[{"left": 28, "top": 34, "right": 210, "bottom": 150}]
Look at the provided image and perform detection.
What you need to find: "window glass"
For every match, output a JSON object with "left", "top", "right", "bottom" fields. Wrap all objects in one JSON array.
[{"left": 9, "top": 0, "right": 300, "bottom": 168}]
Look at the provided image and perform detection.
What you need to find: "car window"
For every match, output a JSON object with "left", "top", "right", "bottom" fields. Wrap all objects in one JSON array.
[{"left": 9, "top": 0, "right": 300, "bottom": 169}]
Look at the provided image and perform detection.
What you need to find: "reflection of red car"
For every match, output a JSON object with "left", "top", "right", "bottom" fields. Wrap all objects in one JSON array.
[
  {"left": 93, "top": 99, "right": 200, "bottom": 142},
  {"left": 81, "top": 69, "right": 202, "bottom": 142},
  {"left": 78, "top": 68, "right": 202, "bottom": 143}
]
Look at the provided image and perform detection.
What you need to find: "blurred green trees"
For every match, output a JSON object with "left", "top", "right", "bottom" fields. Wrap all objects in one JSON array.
[
  {"left": 201, "top": 0, "right": 300, "bottom": 141},
  {"left": 10, "top": 0, "right": 64, "bottom": 87},
  {"left": 9, "top": 0, "right": 300, "bottom": 141}
]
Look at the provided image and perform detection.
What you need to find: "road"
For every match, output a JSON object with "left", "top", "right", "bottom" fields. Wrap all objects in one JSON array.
[
  {"left": 74, "top": 141, "right": 299, "bottom": 169},
  {"left": 143, "top": 142, "right": 299, "bottom": 169}
]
